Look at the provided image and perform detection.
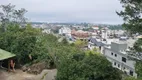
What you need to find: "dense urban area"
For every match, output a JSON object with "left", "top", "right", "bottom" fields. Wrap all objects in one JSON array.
[{"left": 0, "top": 0, "right": 142, "bottom": 80}]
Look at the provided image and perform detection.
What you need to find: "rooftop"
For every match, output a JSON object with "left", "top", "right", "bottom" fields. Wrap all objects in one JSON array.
[{"left": 0, "top": 49, "right": 16, "bottom": 61}]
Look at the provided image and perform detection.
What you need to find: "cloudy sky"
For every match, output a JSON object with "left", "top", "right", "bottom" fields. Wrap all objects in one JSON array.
[{"left": 0, "top": 0, "right": 123, "bottom": 24}]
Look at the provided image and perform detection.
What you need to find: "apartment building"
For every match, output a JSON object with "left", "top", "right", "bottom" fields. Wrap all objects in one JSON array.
[{"left": 103, "top": 41, "right": 137, "bottom": 77}]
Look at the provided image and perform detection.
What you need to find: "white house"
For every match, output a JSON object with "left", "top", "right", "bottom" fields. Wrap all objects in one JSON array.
[
  {"left": 42, "top": 29, "right": 51, "bottom": 34},
  {"left": 88, "top": 37, "right": 119, "bottom": 54},
  {"left": 101, "top": 29, "right": 108, "bottom": 39},
  {"left": 59, "top": 27, "right": 72, "bottom": 38},
  {"left": 92, "top": 26, "right": 99, "bottom": 30},
  {"left": 103, "top": 41, "right": 137, "bottom": 77},
  {"left": 88, "top": 38, "right": 105, "bottom": 53},
  {"left": 59, "top": 27, "right": 71, "bottom": 34}
]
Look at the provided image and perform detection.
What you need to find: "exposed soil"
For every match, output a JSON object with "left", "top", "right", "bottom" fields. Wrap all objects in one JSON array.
[
  {"left": 0, "top": 70, "right": 36, "bottom": 80},
  {"left": 0, "top": 69, "right": 57, "bottom": 80}
]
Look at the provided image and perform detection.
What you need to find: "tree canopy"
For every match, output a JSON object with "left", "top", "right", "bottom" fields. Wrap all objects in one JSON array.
[
  {"left": 56, "top": 53, "right": 122, "bottom": 80},
  {"left": 117, "top": 0, "right": 142, "bottom": 34},
  {"left": 118, "top": 0, "right": 142, "bottom": 79}
]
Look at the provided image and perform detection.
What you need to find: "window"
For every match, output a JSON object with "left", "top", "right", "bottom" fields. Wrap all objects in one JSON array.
[
  {"left": 122, "top": 57, "right": 126, "bottom": 63},
  {"left": 118, "top": 64, "right": 120, "bottom": 68},
  {"left": 111, "top": 52, "right": 113, "bottom": 55},
  {"left": 130, "top": 70, "right": 133, "bottom": 76},
  {"left": 123, "top": 67, "right": 125, "bottom": 70},
  {"left": 115, "top": 54, "right": 117, "bottom": 57},
  {"left": 114, "top": 62, "right": 116, "bottom": 66}
]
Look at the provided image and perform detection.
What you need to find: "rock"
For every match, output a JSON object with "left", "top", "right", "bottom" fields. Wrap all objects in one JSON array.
[
  {"left": 27, "top": 62, "right": 47, "bottom": 75},
  {"left": 22, "top": 66, "right": 28, "bottom": 72}
]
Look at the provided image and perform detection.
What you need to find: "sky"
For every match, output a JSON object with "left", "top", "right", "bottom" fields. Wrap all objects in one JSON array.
[{"left": 0, "top": 0, "right": 123, "bottom": 24}]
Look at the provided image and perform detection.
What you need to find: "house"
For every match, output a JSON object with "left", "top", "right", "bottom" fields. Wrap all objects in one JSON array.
[
  {"left": 92, "top": 26, "right": 99, "bottom": 30},
  {"left": 42, "top": 29, "right": 51, "bottom": 34},
  {"left": 88, "top": 37, "right": 119, "bottom": 54},
  {"left": 71, "top": 30, "right": 90, "bottom": 41},
  {"left": 101, "top": 27, "right": 108, "bottom": 40},
  {"left": 103, "top": 41, "right": 137, "bottom": 77},
  {"left": 88, "top": 38, "right": 105, "bottom": 52},
  {"left": 59, "top": 27, "right": 71, "bottom": 36}
]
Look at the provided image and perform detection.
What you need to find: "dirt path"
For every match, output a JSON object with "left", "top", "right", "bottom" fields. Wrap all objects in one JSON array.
[
  {"left": 0, "top": 70, "right": 36, "bottom": 80},
  {"left": 0, "top": 69, "right": 57, "bottom": 80},
  {"left": 43, "top": 69, "right": 57, "bottom": 80}
]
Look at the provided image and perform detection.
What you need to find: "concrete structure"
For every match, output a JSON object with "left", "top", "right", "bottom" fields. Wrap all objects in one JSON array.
[
  {"left": 42, "top": 29, "right": 51, "bottom": 34},
  {"left": 88, "top": 38, "right": 119, "bottom": 54},
  {"left": 101, "top": 28, "right": 108, "bottom": 39},
  {"left": 59, "top": 27, "right": 71, "bottom": 35},
  {"left": 59, "top": 27, "right": 71, "bottom": 38},
  {"left": 88, "top": 38, "right": 104, "bottom": 51},
  {"left": 115, "top": 30, "right": 125, "bottom": 36},
  {"left": 103, "top": 41, "right": 137, "bottom": 77}
]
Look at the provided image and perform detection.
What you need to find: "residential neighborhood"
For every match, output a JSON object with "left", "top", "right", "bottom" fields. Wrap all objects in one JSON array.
[{"left": 56, "top": 24, "right": 139, "bottom": 78}]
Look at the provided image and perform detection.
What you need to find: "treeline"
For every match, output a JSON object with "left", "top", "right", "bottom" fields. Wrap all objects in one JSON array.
[{"left": 108, "top": 25, "right": 123, "bottom": 30}]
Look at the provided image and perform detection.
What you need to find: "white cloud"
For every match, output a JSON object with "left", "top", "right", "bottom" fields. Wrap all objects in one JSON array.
[{"left": 0, "top": 0, "right": 123, "bottom": 24}]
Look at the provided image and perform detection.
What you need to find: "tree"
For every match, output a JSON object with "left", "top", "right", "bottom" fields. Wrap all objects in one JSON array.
[
  {"left": 56, "top": 53, "right": 122, "bottom": 80},
  {"left": 0, "top": 3, "right": 27, "bottom": 32},
  {"left": 123, "top": 76, "right": 137, "bottom": 80},
  {"left": 117, "top": 0, "right": 142, "bottom": 34},
  {"left": 62, "top": 38, "right": 68, "bottom": 45},
  {"left": 0, "top": 23, "right": 42, "bottom": 64},
  {"left": 74, "top": 39, "right": 87, "bottom": 48},
  {"left": 118, "top": 0, "right": 142, "bottom": 79}
]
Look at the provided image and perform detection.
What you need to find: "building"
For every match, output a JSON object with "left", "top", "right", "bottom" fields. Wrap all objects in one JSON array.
[
  {"left": 42, "top": 29, "right": 51, "bottom": 34},
  {"left": 101, "top": 27, "right": 108, "bottom": 40},
  {"left": 59, "top": 27, "right": 71, "bottom": 35},
  {"left": 92, "top": 26, "right": 99, "bottom": 30},
  {"left": 88, "top": 38, "right": 105, "bottom": 53},
  {"left": 88, "top": 37, "right": 119, "bottom": 54},
  {"left": 103, "top": 41, "right": 137, "bottom": 77},
  {"left": 59, "top": 27, "right": 72, "bottom": 38},
  {"left": 71, "top": 30, "right": 90, "bottom": 41}
]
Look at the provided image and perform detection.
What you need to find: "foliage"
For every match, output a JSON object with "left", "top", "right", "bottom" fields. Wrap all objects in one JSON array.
[
  {"left": 123, "top": 76, "right": 137, "bottom": 80},
  {"left": 135, "top": 61, "right": 142, "bottom": 79},
  {"left": 82, "top": 27, "right": 93, "bottom": 31},
  {"left": 108, "top": 25, "right": 123, "bottom": 30},
  {"left": 133, "top": 39, "right": 142, "bottom": 53},
  {"left": 117, "top": 0, "right": 142, "bottom": 34},
  {"left": 85, "top": 48, "right": 100, "bottom": 55},
  {"left": 0, "top": 4, "right": 124, "bottom": 80},
  {"left": 62, "top": 38, "right": 68, "bottom": 45},
  {"left": 0, "top": 3, "right": 27, "bottom": 32},
  {"left": 0, "top": 23, "right": 42, "bottom": 64},
  {"left": 74, "top": 39, "right": 87, "bottom": 48},
  {"left": 85, "top": 50, "right": 95, "bottom": 55},
  {"left": 56, "top": 53, "right": 122, "bottom": 80},
  {"left": 118, "top": 0, "right": 142, "bottom": 79}
]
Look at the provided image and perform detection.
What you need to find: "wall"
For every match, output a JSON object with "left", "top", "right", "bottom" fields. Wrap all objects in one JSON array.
[
  {"left": 104, "top": 47, "right": 137, "bottom": 77},
  {"left": 111, "top": 42, "right": 127, "bottom": 52}
]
